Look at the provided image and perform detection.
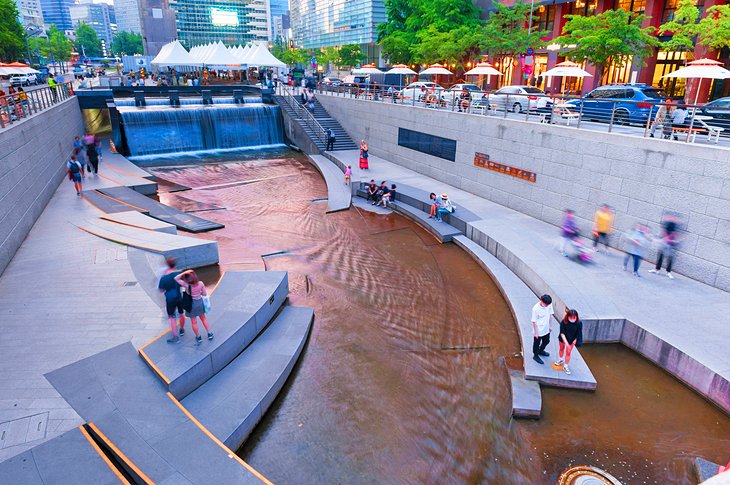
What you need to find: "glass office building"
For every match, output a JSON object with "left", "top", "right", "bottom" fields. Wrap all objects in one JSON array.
[
  {"left": 39, "top": 0, "right": 74, "bottom": 30},
  {"left": 269, "top": 0, "right": 288, "bottom": 40},
  {"left": 170, "top": 0, "right": 269, "bottom": 47},
  {"left": 70, "top": 3, "right": 115, "bottom": 51},
  {"left": 290, "top": 0, "right": 385, "bottom": 52}
]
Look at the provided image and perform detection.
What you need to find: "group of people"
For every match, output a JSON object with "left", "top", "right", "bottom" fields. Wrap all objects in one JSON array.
[
  {"left": 531, "top": 294, "right": 583, "bottom": 375},
  {"left": 428, "top": 192, "right": 455, "bottom": 222},
  {"left": 364, "top": 180, "right": 397, "bottom": 208},
  {"left": 300, "top": 88, "right": 316, "bottom": 113},
  {"left": 66, "top": 132, "right": 102, "bottom": 195},
  {"left": 650, "top": 98, "right": 689, "bottom": 140},
  {"left": 158, "top": 257, "right": 213, "bottom": 345},
  {"left": 560, "top": 206, "right": 680, "bottom": 279},
  {"left": 0, "top": 86, "right": 29, "bottom": 123}
]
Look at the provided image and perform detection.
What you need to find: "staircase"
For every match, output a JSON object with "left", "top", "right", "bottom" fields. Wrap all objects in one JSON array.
[{"left": 275, "top": 92, "right": 357, "bottom": 152}]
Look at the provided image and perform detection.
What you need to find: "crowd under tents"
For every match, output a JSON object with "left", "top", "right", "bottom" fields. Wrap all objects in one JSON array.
[{"left": 151, "top": 40, "right": 286, "bottom": 73}]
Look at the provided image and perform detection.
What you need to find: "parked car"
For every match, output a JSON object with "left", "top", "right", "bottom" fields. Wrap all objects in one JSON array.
[
  {"left": 566, "top": 84, "right": 667, "bottom": 125},
  {"left": 9, "top": 74, "right": 37, "bottom": 86},
  {"left": 441, "top": 83, "right": 487, "bottom": 106},
  {"left": 490, "top": 85, "right": 550, "bottom": 113},
  {"left": 322, "top": 77, "right": 342, "bottom": 86},
  {"left": 697, "top": 97, "right": 730, "bottom": 133},
  {"left": 397, "top": 82, "right": 445, "bottom": 102}
]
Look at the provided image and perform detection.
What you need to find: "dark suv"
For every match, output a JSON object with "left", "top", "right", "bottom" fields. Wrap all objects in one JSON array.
[{"left": 567, "top": 84, "right": 668, "bottom": 125}]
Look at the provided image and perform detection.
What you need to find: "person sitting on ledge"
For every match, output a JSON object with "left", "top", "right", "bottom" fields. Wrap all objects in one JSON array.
[
  {"left": 377, "top": 184, "right": 397, "bottom": 208},
  {"left": 436, "top": 193, "right": 455, "bottom": 222},
  {"left": 372, "top": 181, "right": 388, "bottom": 205},
  {"left": 428, "top": 192, "right": 439, "bottom": 219},
  {"left": 366, "top": 179, "right": 378, "bottom": 201}
]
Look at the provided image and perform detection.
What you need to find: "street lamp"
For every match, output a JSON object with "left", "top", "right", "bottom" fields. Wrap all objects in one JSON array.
[{"left": 24, "top": 24, "right": 44, "bottom": 65}]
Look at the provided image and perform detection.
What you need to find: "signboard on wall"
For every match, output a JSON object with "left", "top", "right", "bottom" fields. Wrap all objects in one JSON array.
[{"left": 473, "top": 152, "right": 536, "bottom": 182}]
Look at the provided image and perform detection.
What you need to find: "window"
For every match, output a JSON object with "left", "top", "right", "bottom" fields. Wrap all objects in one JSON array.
[
  {"left": 532, "top": 5, "right": 556, "bottom": 32},
  {"left": 617, "top": 0, "right": 646, "bottom": 15},
  {"left": 570, "top": 0, "right": 598, "bottom": 16},
  {"left": 398, "top": 128, "right": 457, "bottom": 162},
  {"left": 662, "top": 0, "right": 704, "bottom": 23}
]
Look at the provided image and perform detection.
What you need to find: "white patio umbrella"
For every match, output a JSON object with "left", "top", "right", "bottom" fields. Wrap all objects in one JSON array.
[
  {"left": 419, "top": 63, "right": 453, "bottom": 76},
  {"left": 465, "top": 61, "right": 502, "bottom": 76},
  {"left": 386, "top": 64, "right": 417, "bottom": 75},
  {"left": 352, "top": 64, "right": 382, "bottom": 75},
  {"left": 663, "top": 58, "right": 730, "bottom": 105},
  {"left": 541, "top": 60, "right": 592, "bottom": 78}
]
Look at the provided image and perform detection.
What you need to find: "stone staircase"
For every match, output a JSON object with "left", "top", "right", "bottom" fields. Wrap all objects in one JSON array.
[{"left": 274, "top": 94, "right": 356, "bottom": 152}]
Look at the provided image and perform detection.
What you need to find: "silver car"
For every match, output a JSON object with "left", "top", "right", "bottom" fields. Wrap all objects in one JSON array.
[{"left": 491, "top": 85, "right": 550, "bottom": 113}]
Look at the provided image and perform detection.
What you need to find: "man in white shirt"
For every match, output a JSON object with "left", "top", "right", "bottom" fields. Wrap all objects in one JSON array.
[{"left": 531, "top": 294, "right": 554, "bottom": 364}]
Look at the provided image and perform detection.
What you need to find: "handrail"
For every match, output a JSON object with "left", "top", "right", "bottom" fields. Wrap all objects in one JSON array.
[
  {"left": 0, "top": 82, "right": 74, "bottom": 129},
  {"left": 280, "top": 88, "right": 328, "bottom": 146}
]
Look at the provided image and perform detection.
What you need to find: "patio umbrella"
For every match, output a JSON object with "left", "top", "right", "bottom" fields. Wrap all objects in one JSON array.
[
  {"left": 386, "top": 64, "right": 417, "bottom": 75},
  {"left": 662, "top": 58, "right": 730, "bottom": 105},
  {"left": 541, "top": 60, "right": 592, "bottom": 78},
  {"left": 352, "top": 64, "right": 382, "bottom": 75},
  {"left": 419, "top": 63, "right": 453, "bottom": 76},
  {"left": 465, "top": 62, "right": 502, "bottom": 76}
]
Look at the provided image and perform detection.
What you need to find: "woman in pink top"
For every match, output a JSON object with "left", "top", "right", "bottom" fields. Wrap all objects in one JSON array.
[
  {"left": 344, "top": 165, "right": 352, "bottom": 185},
  {"left": 175, "top": 269, "right": 213, "bottom": 345}
]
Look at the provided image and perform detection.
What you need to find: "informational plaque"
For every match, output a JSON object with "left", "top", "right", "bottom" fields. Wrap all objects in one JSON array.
[{"left": 473, "top": 152, "right": 536, "bottom": 183}]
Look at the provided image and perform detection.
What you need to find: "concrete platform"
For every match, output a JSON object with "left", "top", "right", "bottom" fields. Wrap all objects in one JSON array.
[
  {"left": 509, "top": 371, "right": 542, "bottom": 419},
  {"left": 77, "top": 218, "right": 218, "bottom": 269},
  {"left": 139, "top": 271, "right": 289, "bottom": 399},
  {"left": 100, "top": 211, "right": 177, "bottom": 234},
  {"left": 308, "top": 155, "right": 351, "bottom": 212},
  {"left": 392, "top": 202, "right": 462, "bottom": 243},
  {"left": 44, "top": 342, "right": 264, "bottom": 484},
  {"left": 97, "top": 186, "right": 224, "bottom": 233},
  {"left": 101, "top": 151, "right": 154, "bottom": 180},
  {"left": 182, "top": 305, "right": 314, "bottom": 450},
  {"left": 0, "top": 426, "right": 124, "bottom": 485},
  {"left": 81, "top": 189, "right": 143, "bottom": 213},
  {"left": 98, "top": 172, "right": 157, "bottom": 196}
]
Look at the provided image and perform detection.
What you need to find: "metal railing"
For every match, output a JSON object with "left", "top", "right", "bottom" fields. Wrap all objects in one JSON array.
[
  {"left": 279, "top": 88, "right": 328, "bottom": 146},
  {"left": 309, "top": 82, "right": 730, "bottom": 147},
  {"left": 0, "top": 82, "right": 74, "bottom": 129}
]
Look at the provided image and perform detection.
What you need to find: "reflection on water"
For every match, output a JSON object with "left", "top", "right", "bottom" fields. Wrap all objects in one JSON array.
[{"left": 145, "top": 151, "right": 730, "bottom": 484}]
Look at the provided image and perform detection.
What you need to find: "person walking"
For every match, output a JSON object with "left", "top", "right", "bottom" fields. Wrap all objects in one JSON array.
[
  {"left": 359, "top": 140, "right": 369, "bottom": 170},
  {"left": 554, "top": 309, "right": 583, "bottom": 375},
  {"left": 560, "top": 209, "right": 579, "bottom": 256},
  {"left": 592, "top": 204, "right": 614, "bottom": 252},
  {"left": 344, "top": 165, "right": 352, "bottom": 185},
  {"left": 436, "top": 193, "right": 454, "bottom": 222},
  {"left": 86, "top": 142, "right": 99, "bottom": 174},
  {"left": 326, "top": 128, "right": 336, "bottom": 151},
  {"left": 649, "top": 218, "right": 679, "bottom": 279},
  {"left": 623, "top": 223, "right": 651, "bottom": 276},
  {"left": 649, "top": 99, "right": 671, "bottom": 138},
  {"left": 174, "top": 270, "right": 213, "bottom": 345},
  {"left": 66, "top": 155, "right": 84, "bottom": 196},
  {"left": 532, "top": 294, "right": 554, "bottom": 365},
  {"left": 158, "top": 257, "right": 186, "bottom": 343}
]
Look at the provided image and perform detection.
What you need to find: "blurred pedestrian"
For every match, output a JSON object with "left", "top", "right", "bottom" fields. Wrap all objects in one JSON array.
[
  {"left": 623, "top": 223, "right": 651, "bottom": 276},
  {"left": 86, "top": 142, "right": 99, "bottom": 174},
  {"left": 592, "top": 204, "right": 614, "bottom": 252},
  {"left": 66, "top": 155, "right": 84, "bottom": 196},
  {"left": 649, "top": 99, "right": 671, "bottom": 138},
  {"left": 649, "top": 215, "right": 680, "bottom": 279},
  {"left": 560, "top": 209, "right": 579, "bottom": 256},
  {"left": 555, "top": 309, "right": 582, "bottom": 375},
  {"left": 174, "top": 269, "right": 213, "bottom": 345},
  {"left": 532, "top": 294, "right": 554, "bottom": 365}
]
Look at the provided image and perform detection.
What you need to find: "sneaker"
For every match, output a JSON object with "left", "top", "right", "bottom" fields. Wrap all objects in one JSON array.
[
  {"left": 178, "top": 327, "right": 185, "bottom": 336},
  {"left": 648, "top": 269, "right": 659, "bottom": 274},
  {"left": 195, "top": 335, "right": 202, "bottom": 345},
  {"left": 633, "top": 272, "right": 641, "bottom": 278},
  {"left": 539, "top": 351, "right": 550, "bottom": 357},
  {"left": 533, "top": 355, "right": 544, "bottom": 365},
  {"left": 554, "top": 360, "right": 564, "bottom": 366},
  {"left": 166, "top": 336, "right": 180, "bottom": 344},
  {"left": 667, "top": 272, "right": 674, "bottom": 279},
  {"left": 564, "top": 365, "right": 571, "bottom": 375},
  {"left": 208, "top": 332, "right": 214, "bottom": 340},
  {"left": 622, "top": 265, "right": 627, "bottom": 271}
]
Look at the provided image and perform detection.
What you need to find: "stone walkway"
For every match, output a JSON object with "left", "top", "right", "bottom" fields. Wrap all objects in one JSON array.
[
  {"left": 328, "top": 149, "right": 730, "bottom": 412},
  {"left": 0, "top": 169, "right": 165, "bottom": 461}
]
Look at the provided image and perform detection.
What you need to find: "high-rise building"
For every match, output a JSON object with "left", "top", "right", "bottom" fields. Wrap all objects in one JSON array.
[
  {"left": 138, "top": 0, "right": 177, "bottom": 55},
  {"left": 14, "top": 0, "right": 44, "bottom": 28},
  {"left": 169, "top": 0, "right": 269, "bottom": 47},
  {"left": 39, "top": 0, "right": 74, "bottom": 30},
  {"left": 290, "top": 0, "right": 385, "bottom": 60},
  {"left": 70, "top": 3, "right": 115, "bottom": 55},
  {"left": 269, "top": 0, "right": 288, "bottom": 41},
  {"left": 113, "top": 0, "right": 141, "bottom": 34}
]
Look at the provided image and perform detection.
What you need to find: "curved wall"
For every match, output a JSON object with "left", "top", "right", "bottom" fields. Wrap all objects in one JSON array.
[{"left": 317, "top": 95, "right": 730, "bottom": 291}]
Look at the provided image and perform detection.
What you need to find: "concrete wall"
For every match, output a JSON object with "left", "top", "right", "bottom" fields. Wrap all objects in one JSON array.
[
  {"left": 0, "top": 98, "right": 86, "bottom": 276},
  {"left": 317, "top": 95, "right": 730, "bottom": 291}
]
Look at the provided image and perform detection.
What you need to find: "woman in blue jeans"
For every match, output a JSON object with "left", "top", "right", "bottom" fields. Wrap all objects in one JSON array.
[{"left": 436, "top": 193, "right": 454, "bottom": 222}]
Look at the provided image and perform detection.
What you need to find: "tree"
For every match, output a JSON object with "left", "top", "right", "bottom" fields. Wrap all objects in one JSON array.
[
  {"left": 697, "top": 5, "right": 730, "bottom": 51},
  {"left": 0, "top": 0, "right": 26, "bottom": 62},
  {"left": 658, "top": 0, "right": 701, "bottom": 53},
  {"left": 75, "top": 22, "right": 102, "bottom": 57},
  {"left": 482, "top": 1, "right": 549, "bottom": 67},
  {"left": 112, "top": 31, "right": 143, "bottom": 56},
  {"left": 37, "top": 25, "right": 73, "bottom": 64},
  {"left": 337, "top": 44, "right": 365, "bottom": 67},
  {"left": 554, "top": 9, "right": 658, "bottom": 88}
]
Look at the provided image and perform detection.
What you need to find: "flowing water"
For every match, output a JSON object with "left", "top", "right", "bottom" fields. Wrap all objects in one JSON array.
[{"left": 143, "top": 149, "right": 730, "bottom": 484}]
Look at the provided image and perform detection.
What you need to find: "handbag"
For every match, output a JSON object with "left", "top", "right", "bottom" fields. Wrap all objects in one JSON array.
[
  {"left": 202, "top": 296, "right": 211, "bottom": 313},
  {"left": 181, "top": 284, "right": 193, "bottom": 312}
]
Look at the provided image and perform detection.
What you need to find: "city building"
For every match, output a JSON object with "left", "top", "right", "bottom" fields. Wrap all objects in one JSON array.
[
  {"left": 138, "top": 0, "right": 177, "bottom": 56},
  {"left": 69, "top": 3, "right": 115, "bottom": 55},
  {"left": 269, "top": 0, "right": 289, "bottom": 40},
  {"left": 272, "top": 13, "right": 290, "bottom": 42},
  {"left": 14, "top": 0, "right": 44, "bottom": 28},
  {"left": 39, "top": 0, "right": 74, "bottom": 31},
  {"left": 169, "top": 0, "right": 269, "bottom": 47},
  {"left": 494, "top": 0, "right": 727, "bottom": 102},
  {"left": 289, "top": 0, "right": 386, "bottom": 62},
  {"left": 113, "top": 0, "right": 142, "bottom": 34}
]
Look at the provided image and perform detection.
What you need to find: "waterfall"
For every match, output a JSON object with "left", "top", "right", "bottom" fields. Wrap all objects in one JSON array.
[{"left": 119, "top": 103, "right": 285, "bottom": 157}]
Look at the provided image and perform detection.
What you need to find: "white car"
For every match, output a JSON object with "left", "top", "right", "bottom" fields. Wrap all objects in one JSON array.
[
  {"left": 442, "top": 83, "right": 487, "bottom": 106},
  {"left": 9, "top": 74, "right": 37, "bottom": 86},
  {"left": 397, "top": 82, "right": 445, "bottom": 103},
  {"left": 490, "top": 85, "right": 550, "bottom": 113}
]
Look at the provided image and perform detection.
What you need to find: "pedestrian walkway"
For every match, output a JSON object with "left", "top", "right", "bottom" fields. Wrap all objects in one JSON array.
[{"left": 327, "top": 149, "right": 730, "bottom": 413}]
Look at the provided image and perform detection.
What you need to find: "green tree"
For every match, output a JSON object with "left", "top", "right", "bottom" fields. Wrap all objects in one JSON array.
[
  {"left": 111, "top": 31, "right": 143, "bottom": 55},
  {"left": 658, "top": 0, "right": 701, "bottom": 53},
  {"left": 337, "top": 44, "right": 365, "bottom": 67},
  {"left": 377, "top": 0, "right": 416, "bottom": 64},
  {"left": 0, "top": 0, "right": 26, "bottom": 62},
  {"left": 38, "top": 25, "right": 73, "bottom": 64},
  {"left": 482, "top": 1, "right": 549, "bottom": 67},
  {"left": 75, "top": 22, "right": 102, "bottom": 57},
  {"left": 554, "top": 9, "right": 658, "bottom": 88},
  {"left": 697, "top": 4, "right": 730, "bottom": 51}
]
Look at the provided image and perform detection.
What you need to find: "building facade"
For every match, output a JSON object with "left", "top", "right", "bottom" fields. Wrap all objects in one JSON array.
[
  {"left": 138, "top": 0, "right": 177, "bottom": 56},
  {"left": 113, "top": 0, "right": 142, "bottom": 34},
  {"left": 14, "top": 0, "right": 44, "bottom": 28},
  {"left": 289, "top": 0, "right": 386, "bottom": 61},
  {"left": 169, "top": 0, "right": 269, "bottom": 47},
  {"left": 496, "top": 0, "right": 727, "bottom": 102},
  {"left": 70, "top": 3, "right": 115, "bottom": 55},
  {"left": 269, "top": 0, "right": 289, "bottom": 40},
  {"left": 39, "top": 0, "right": 74, "bottom": 30}
]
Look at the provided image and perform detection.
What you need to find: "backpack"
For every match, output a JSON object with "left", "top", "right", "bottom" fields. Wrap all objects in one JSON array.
[{"left": 68, "top": 160, "right": 80, "bottom": 174}]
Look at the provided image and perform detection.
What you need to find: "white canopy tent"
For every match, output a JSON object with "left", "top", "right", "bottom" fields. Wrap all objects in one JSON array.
[
  {"left": 192, "top": 41, "right": 242, "bottom": 69},
  {"left": 151, "top": 40, "right": 201, "bottom": 67},
  {"left": 244, "top": 43, "right": 286, "bottom": 68}
]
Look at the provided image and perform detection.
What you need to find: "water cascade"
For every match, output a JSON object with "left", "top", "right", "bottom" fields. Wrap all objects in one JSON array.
[{"left": 118, "top": 102, "right": 285, "bottom": 157}]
